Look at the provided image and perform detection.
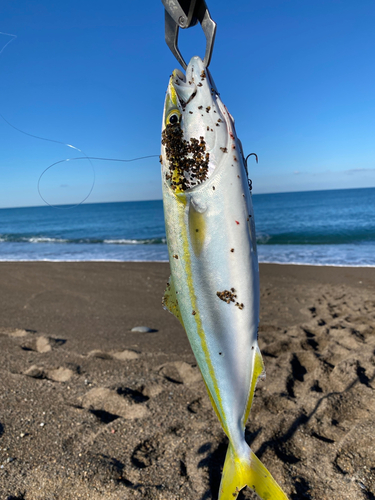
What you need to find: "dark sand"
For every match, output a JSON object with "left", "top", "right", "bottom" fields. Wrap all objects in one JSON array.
[{"left": 0, "top": 262, "right": 374, "bottom": 499}]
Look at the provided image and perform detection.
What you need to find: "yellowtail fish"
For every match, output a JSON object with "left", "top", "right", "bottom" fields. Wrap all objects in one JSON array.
[{"left": 160, "top": 56, "right": 288, "bottom": 500}]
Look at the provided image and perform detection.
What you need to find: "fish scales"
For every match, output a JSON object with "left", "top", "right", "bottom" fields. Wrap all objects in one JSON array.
[{"left": 161, "top": 56, "right": 288, "bottom": 500}]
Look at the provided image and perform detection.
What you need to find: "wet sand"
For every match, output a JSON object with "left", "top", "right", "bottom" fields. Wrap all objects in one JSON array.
[{"left": 0, "top": 262, "right": 374, "bottom": 499}]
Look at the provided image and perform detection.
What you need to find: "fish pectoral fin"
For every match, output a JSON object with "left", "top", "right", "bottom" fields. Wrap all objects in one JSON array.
[
  {"left": 162, "top": 276, "right": 184, "bottom": 326},
  {"left": 219, "top": 442, "right": 289, "bottom": 500}
]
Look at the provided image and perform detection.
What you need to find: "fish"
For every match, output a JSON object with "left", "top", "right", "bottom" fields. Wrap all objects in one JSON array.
[{"left": 160, "top": 56, "right": 288, "bottom": 500}]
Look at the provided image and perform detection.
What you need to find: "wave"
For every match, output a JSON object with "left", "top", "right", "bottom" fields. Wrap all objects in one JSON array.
[
  {"left": 103, "top": 238, "right": 167, "bottom": 245},
  {"left": 256, "top": 233, "right": 271, "bottom": 245},
  {"left": 0, "top": 235, "right": 167, "bottom": 245},
  {"left": 28, "top": 236, "right": 68, "bottom": 244},
  {"left": 255, "top": 230, "right": 375, "bottom": 245},
  {"left": 2, "top": 231, "right": 375, "bottom": 246}
]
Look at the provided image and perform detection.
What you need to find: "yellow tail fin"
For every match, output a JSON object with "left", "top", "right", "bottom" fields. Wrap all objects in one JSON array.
[{"left": 219, "top": 442, "right": 289, "bottom": 500}]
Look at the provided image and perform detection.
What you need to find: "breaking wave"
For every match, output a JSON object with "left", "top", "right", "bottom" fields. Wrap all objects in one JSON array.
[{"left": 0, "top": 235, "right": 167, "bottom": 245}]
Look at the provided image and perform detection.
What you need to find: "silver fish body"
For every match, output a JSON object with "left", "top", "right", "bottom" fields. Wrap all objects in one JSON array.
[{"left": 161, "top": 56, "right": 288, "bottom": 500}]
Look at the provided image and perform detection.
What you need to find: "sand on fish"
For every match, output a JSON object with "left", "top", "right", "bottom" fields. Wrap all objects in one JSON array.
[{"left": 0, "top": 262, "right": 374, "bottom": 499}]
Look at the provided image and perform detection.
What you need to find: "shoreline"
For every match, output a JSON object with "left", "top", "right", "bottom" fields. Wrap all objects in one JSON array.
[{"left": 0, "top": 258, "right": 375, "bottom": 268}]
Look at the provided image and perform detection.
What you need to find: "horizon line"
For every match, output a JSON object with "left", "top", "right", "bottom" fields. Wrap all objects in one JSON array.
[{"left": 1, "top": 185, "right": 374, "bottom": 210}]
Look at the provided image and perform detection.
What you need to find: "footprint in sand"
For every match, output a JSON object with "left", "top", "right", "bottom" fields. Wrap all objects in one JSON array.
[
  {"left": 36, "top": 335, "right": 66, "bottom": 353},
  {"left": 24, "top": 365, "right": 74, "bottom": 382},
  {"left": 139, "top": 383, "right": 164, "bottom": 398},
  {"left": 112, "top": 350, "right": 140, "bottom": 361},
  {"left": 334, "top": 419, "right": 375, "bottom": 486},
  {"left": 75, "top": 452, "right": 125, "bottom": 483},
  {"left": 87, "top": 349, "right": 140, "bottom": 360},
  {"left": 1, "top": 330, "right": 67, "bottom": 352},
  {"left": 0, "top": 328, "right": 32, "bottom": 338},
  {"left": 0, "top": 327, "right": 37, "bottom": 339},
  {"left": 131, "top": 439, "right": 160, "bottom": 468},
  {"left": 81, "top": 387, "right": 150, "bottom": 420},
  {"left": 36, "top": 335, "right": 53, "bottom": 353},
  {"left": 87, "top": 349, "right": 113, "bottom": 360},
  {"left": 187, "top": 399, "right": 202, "bottom": 414},
  {"left": 113, "top": 386, "right": 150, "bottom": 403},
  {"left": 159, "top": 361, "right": 202, "bottom": 385}
]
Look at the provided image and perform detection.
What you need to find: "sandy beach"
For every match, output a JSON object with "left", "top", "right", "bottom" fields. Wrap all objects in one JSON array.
[{"left": 0, "top": 262, "right": 374, "bottom": 499}]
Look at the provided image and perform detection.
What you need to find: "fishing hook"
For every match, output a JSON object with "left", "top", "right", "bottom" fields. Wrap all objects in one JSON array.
[{"left": 244, "top": 153, "right": 258, "bottom": 192}]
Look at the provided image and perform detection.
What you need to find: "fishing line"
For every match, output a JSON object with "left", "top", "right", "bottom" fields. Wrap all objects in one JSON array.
[
  {"left": 0, "top": 111, "right": 97, "bottom": 209},
  {"left": 0, "top": 33, "right": 96, "bottom": 208},
  {"left": 37, "top": 155, "right": 159, "bottom": 209},
  {"left": 1, "top": 110, "right": 159, "bottom": 210},
  {"left": 0, "top": 31, "right": 159, "bottom": 209},
  {"left": 0, "top": 32, "right": 17, "bottom": 55}
]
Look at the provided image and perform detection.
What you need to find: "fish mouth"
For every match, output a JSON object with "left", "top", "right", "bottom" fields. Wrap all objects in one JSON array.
[
  {"left": 171, "top": 56, "right": 215, "bottom": 108},
  {"left": 171, "top": 68, "right": 197, "bottom": 108}
]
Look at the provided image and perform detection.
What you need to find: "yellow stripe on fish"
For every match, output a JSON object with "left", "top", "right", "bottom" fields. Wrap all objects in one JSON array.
[
  {"left": 188, "top": 201, "right": 206, "bottom": 257},
  {"left": 164, "top": 190, "right": 227, "bottom": 432}
]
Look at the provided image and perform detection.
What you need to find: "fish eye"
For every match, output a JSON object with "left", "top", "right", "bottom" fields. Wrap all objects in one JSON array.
[
  {"left": 166, "top": 109, "right": 181, "bottom": 126},
  {"left": 169, "top": 114, "right": 179, "bottom": 124}
]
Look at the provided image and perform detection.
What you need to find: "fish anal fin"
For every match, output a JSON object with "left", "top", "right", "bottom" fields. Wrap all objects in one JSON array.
[
  {"left": 242, "top": 346, "right": 265, "bottom": 427},
  {"left": 162, "top": 277, "right": 184, "bottom": 326},
  {"left": 219, "top": 442, "right": 289, "bottom": 500}
]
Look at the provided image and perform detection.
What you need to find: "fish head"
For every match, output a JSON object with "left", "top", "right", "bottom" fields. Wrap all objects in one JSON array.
[{"left": 161, "top": 56, "right": 233, "bottom": 193}]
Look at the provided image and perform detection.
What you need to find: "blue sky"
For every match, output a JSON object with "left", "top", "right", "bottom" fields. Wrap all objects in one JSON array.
[{"left": 1, "top": 0, "right": 374, "bottom": 208}]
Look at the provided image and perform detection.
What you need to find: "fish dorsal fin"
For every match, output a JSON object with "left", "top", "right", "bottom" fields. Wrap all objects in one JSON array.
[{"left": 162, "top": 277, "right": 184, "bottom": 326}]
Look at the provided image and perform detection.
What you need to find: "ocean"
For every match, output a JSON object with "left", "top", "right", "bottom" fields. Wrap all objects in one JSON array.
[{"left": 1, "top": 187, "right": 374, "bottom": 266}]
